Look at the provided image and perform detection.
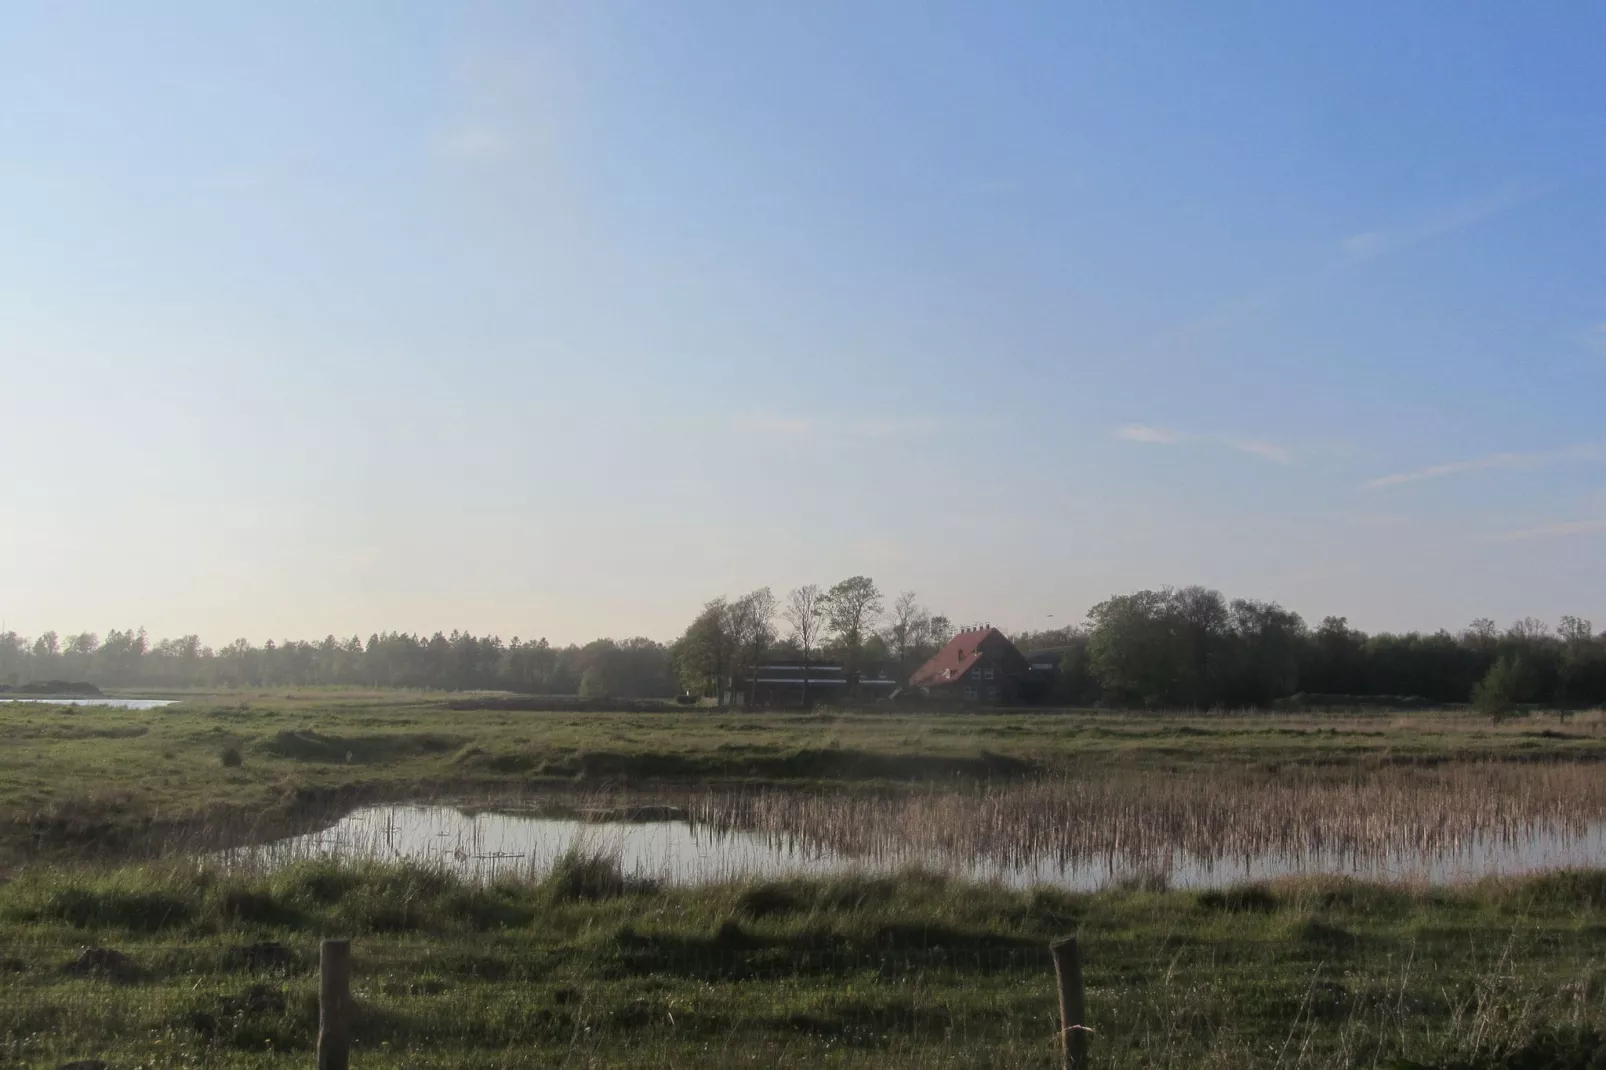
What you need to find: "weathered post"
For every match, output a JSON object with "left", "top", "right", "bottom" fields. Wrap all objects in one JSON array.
[
  {"left": 1050, "top": 936, "right": 1087, "bottom": 1070},
  {"left": 318, "top": 938, "right": 351, "bottom": 1070}
]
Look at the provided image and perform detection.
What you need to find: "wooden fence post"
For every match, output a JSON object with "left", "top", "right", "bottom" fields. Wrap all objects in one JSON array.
[
  {"left": 318, "top": 938, "right": 351, "bottom": 1070},
  {"left": 1050, "top": 936, "right": 1087, "bottom": 1070}
]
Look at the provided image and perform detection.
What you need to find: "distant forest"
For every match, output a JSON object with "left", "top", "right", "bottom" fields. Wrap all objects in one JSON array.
[{"left": 4, "top": 578, "right": 1604, "bottom": 710}]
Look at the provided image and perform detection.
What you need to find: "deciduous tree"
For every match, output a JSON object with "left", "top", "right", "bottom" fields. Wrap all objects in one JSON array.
[{"left": 783, "top": 585, "right": 827, "bottom": 707}]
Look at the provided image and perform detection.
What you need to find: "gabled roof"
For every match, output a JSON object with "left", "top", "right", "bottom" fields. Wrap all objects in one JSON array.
[{"left": 909, "top": 627, "right": 1021, "bottom": 688}]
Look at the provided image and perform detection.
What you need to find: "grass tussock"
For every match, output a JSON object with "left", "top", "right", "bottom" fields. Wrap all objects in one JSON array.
[
  {"left": 543, "top": 846, "right": 657, "bottom": 902},
  {"left": 1, "top": 860, "right": 538, "bottom": 936},
  {"left": 1197, "top": 883, "right": 1278, "bottom": 913}
]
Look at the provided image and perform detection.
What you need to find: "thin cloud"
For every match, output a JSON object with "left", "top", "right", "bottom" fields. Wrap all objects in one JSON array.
[
  {"left": 850, "top": 416, "right": 940, "bottom": 438},
  {"left": 439, "top": 124, "right": 513, "bottom": 161},
  {"left": 1153, "top": 282, "right": 1292, "bottom": 348},
  {"left": 1365, "top": 443, "right": 1602, "bottom": 490},
  {"left": 1582, "top": 323, "right": 1606, "bottom": 355},
  {"left": 1115, "top": 426, "right": 1292, "bottom": 464},
  {"left": 1116, "top": 424, "right": 1184, "bottom": 445},
  {"left": 853, "top": 537, "right": 908, "bottom": 564},
  {"left": 1342, "top": 184, "right": 1552, "bottom": 260},
  {"left": 733, "top": 411, "right": 814, "bottom": 436},
  {"left": 1231, "top": 439, "right": 1293, "bottom": 465},
  {"left": 1487, "top": 518, "right": 1606, "bottom": 542},
  {"left": 1159, "top": 184, "right": 1553, "bottom": 347},
  {"left": 734, "top": 412, "right": 937, "bottom": 439},
  {"left": 1341, "top": 231, "right": 1389, "bottom": 258}
]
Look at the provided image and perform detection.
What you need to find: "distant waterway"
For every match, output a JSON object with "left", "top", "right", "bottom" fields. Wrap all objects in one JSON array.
[{"left": 0, "top": 697, "right": 176, "bottom": 709}]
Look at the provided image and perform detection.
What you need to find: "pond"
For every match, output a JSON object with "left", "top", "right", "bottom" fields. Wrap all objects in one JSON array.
[
  {"left": 231, "top": 801, "right": 1606, "bottom": 891},
  {"left": 0, "top": 697, "right": 176, "bottom": 709}
]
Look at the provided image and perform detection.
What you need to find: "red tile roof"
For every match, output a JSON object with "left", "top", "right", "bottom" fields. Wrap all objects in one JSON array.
[{"left": 909, "top": 627, "right": 1015, "bottom": 688}]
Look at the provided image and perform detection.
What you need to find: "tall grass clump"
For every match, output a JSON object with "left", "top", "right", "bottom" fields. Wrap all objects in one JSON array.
[
  {"left": 543, "top": 846, "right": 652, "bottom": 901},
  {"left": 0, "top": 862, "right": 210, "bottom": 933}
]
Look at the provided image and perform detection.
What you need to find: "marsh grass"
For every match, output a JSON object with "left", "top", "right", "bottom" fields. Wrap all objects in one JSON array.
[
  {"left": 2, "top": 861, "right": 1605, "bottom": 1067},
  {"left": 681, "top": 762, "right": 1606, "bottom": 884},
  {"left": 8, "top": 696, "right": 1606, "bottom": 868}
]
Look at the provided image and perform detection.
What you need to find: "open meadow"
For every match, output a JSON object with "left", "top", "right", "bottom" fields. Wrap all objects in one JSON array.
[{"left": 3, "top": 692, "right": 1606, "bottom": 1067}]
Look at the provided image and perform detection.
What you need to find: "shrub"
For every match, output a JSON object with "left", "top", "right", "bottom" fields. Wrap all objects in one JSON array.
[
  {"left": 220, "top": 745, "right": 244, "bottom": 768},
  {"left": 1473, "top": 655, "right": 1526, "bottom": 721}
]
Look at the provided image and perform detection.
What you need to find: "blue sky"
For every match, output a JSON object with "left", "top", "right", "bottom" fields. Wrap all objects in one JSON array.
[{"left": 3, "top": 1, "right": 1603, "bottom": 644}]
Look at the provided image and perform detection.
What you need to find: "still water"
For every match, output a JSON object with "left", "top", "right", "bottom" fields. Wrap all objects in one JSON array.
[
  {"left": 233, "top": 803, "right": 1606, "bottom": 891},
  {"left": 0, "top": 697, "right": 175, "bottom": 709}
]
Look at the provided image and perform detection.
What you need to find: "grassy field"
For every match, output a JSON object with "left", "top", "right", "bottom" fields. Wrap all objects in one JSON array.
[
  {"left": 3, "top": 692, "right": 1606, "bottom": 1067},
  {"left": 2, "top": 857, "right": 1605, "bottom": 1068}
]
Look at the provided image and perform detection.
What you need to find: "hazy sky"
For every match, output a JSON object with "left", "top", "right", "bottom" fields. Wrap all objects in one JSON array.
[{"left": 4, "top": 2, "right": 1604, "bottom": 645}]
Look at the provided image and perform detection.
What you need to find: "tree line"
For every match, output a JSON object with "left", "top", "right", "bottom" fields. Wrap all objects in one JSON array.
[
  {"left": 3, "top": 579, "right": 1603, "bottom": 710},
  {"left": 1014, "top": 586, "right": 1606, "bottom": 713},
  {"left": 0, "top": 629, "right": 675, "bottom": 697},
  {"left": 0, "top": 576, "right": 952, "bottom": 700}
]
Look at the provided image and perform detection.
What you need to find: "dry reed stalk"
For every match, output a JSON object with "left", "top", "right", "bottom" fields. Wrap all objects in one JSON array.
[{"left": 683, "top": 764, "right": 1606, "bottom": 881}]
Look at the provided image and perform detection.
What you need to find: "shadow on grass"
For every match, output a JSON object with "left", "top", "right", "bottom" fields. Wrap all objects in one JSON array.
[
  {"left": 43, "top": 888, "right": 193, "bottom": 932},
  {"left": 259, "top": 729, "right": 467, "bottom": 764},
  {"left": 1388, "top": 1026, "right": 1606, "bottom": 1070},
  {"left": 602, "top": 916, "right": 1045, "bottom": 981}
]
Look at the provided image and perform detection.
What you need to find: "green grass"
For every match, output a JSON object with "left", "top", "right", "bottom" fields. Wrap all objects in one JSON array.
[
  {"left": 4, "top": 691, "right": 1605, "bottom": 865},
  {"left": 5, "top": 692, "right": 1606, "bottom": 1065},
  {"left": 1, "top": 861, "right": 1604, "bottom": 1068}
]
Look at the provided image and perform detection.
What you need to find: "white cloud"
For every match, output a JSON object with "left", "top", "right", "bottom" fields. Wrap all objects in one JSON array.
[
  {"left": 1487, "top": 518, "right": 1606, "bottom": 542},
  {"left": 733, "top": 411, "right": 814, "bottom": 436},
  {"left": 1116, "top": 424, "right": 1184, "bottom": 445},
  {"left": 1365, "top": 443, "right": 1602, "bottom": 490},
  {"left": 1231, "top": 439, "right": 1294, "bottom": 465},
  {"left": 1115, "top": 425, "right": 1293, "bottom": 464},
  {"left": 439, "top": 124, "right": 513, "bottom": 161}
]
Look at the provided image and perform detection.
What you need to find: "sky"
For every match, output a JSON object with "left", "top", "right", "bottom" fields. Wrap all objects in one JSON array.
[{"left": 2, "top": 1, "right": 1604, "bottom": 646}]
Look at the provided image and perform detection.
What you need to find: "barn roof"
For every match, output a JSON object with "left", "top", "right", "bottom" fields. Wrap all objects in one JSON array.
[{"left": 909, "top": 627, "right": 1018, "bottom": 687}]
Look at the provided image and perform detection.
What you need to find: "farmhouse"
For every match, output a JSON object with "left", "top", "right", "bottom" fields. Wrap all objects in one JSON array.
[
  {"left": 909, "top": 626, "right": 1037, "bottom": 704},
  {"left": 730, "top": 661, "right": 901, "bottom": 707}
]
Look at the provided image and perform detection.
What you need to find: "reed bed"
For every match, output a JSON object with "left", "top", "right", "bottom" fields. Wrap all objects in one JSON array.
[{"left": 684, "top": 763, "right": 1606, "bottom": 884}]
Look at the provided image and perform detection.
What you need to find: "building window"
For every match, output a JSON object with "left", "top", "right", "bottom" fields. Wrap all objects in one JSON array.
[
  {"left": 984, "top": 666, "right": 994, "bottom": 680},
  {"left": 963, "top": 687, "right": 977, "bottom": 700},
  {"left": 987, "top": 686, "right": 999, "bottom": 699},
  {"left": 969, "top": 668, "right": 981, "bottom": 680}
]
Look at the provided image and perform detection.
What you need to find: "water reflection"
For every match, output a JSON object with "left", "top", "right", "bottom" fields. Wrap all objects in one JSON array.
[{"left": 233, "top": 803, "right": 1606, "bottom": 891}]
